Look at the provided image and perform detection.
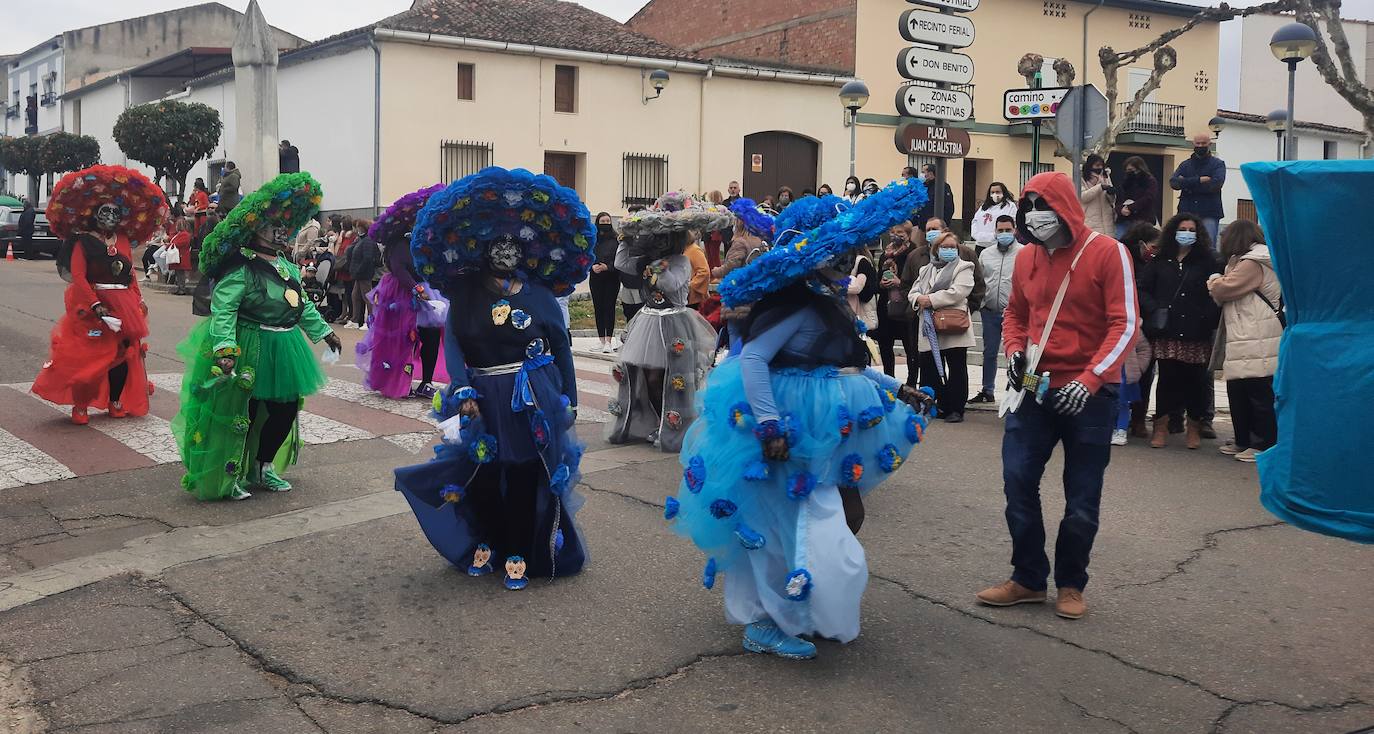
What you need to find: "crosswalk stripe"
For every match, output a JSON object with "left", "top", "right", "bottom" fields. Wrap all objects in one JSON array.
[
  {"left": 0, "top": 425, "right": 76, "bottom": 489},
  {"left": 10, "top": 383, "right": 182, "bottom": 465}
]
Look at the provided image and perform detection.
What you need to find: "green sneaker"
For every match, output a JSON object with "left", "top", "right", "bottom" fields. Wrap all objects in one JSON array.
[
  {"left": 249, "top": 461, "right": 292, "bottom": 492},
  {"left": 228, "top": 482, "right": 252, "bottom": 501}
]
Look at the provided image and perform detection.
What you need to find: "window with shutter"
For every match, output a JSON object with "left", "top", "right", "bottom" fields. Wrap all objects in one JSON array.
[
  {"left": 554, "top": 65, "right": 578, "bottom": 114},
  {"left": 457, "top": 63, "right": 475, "bottom": 101}
]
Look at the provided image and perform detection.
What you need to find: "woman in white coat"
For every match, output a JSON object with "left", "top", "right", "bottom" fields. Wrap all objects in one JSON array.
[
  {"left": 969, "top": 181, "right": 1018, "bottom": 246},
  {"left": 909, "top": 231, "right": 976, "bottom": 422},
  {"left": 1207, "top": 219, "right": 1282, "bottom": 463}
]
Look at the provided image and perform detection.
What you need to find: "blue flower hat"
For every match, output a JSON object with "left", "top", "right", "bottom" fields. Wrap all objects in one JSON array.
[
  {"left": 728, "top": 198, "right": 776, "bottom": 240},
  {"left": 719, "top": 180, "right": 928, "bottom": 309},
  {"left": 409, "top": 167, "right": 596, "bottom": 297},
  {"left": 771, "top": 194, "right": 849, "bottom": 250}
]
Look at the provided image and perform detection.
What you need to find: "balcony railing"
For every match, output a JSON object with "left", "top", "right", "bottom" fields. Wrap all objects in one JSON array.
[
  {"left": 1117, "top": 101, "right": 1185, "bottom": 137},
  {"left": 40, "top": 92, "right": 57, "bottom": 107},
  {"left": 3, "top": 104, "right": 17, "bottom": 119}
]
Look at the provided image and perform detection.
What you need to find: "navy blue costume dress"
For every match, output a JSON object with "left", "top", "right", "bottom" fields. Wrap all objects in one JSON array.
[{"left": 394, "top": 274, "right": 586, "bottom": 579}]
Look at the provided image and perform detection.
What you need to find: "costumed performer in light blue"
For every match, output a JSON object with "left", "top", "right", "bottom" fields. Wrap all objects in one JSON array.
[
  {"left": 665, "top": 179, "right": 935, "bottom": 660},
  {"left": 394, "top": 167, "right": 595, "bottom": 590},
  {"left": 606, "top": 192, "right": 729, "bottom": 453}
]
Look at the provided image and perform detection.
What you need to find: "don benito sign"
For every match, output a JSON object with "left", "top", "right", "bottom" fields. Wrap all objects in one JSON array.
[{"left": 894, "top": 123, "right": 971, "bottom": 158}]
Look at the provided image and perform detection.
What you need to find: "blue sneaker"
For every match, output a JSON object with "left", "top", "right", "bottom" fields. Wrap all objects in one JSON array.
[
  {"left": 467, "top": 544, "right": 494, "bottom": 576},
  {"left": 742, "top": 620, "right": 816, "bottom": 660}
]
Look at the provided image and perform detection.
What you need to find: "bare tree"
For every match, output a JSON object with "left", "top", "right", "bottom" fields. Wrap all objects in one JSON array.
[{"left": 1292, "top": 0, "right": 1374, "bottom": 142}]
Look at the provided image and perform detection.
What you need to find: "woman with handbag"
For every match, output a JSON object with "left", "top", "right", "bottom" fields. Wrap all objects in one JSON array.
[
  {"left": 167, "top": 218, "right": 194, "bottom": 295},
  {"left": 1138, "top": 214, "right": 1223, "bottom": 449},
  {"left": 875, "top": 223, "right": 917, "bottom": 381},
  {"left": 908, "top": 231, "right": 976, "bottom": 423},
  {"left": 1207, "top": 220, "right": 1282, "bottom": 462}
]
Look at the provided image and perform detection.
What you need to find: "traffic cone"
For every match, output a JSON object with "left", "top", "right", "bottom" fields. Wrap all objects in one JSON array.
[{"left": 4, "top": 243, "right": 14, "bottom": 261}]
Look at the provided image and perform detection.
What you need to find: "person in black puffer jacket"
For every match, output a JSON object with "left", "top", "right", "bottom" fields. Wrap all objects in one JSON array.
[
  {"left": 346, "top": 219, "right": 381, "bottom": 330},
  {"left": 1137, "top": 213, "right": 1222, "bottom": 449}
]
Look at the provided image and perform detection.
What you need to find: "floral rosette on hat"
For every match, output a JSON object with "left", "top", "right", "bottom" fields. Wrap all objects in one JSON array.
[
  {"left": 728, "top": 197, "right": 776, "bottom": 241},
  {"left": 410, "top": 166, "right": 595, "bottom": 296},
  {"left": 199, "top": 172, "right": 323, "bottom": 274},
  {"left": 719, "top": 179, "right": 927, "bottom": 309},
  {"left": 46, "top": 165, "right": 169, "bottom": 243},
  {"left": 771, "top": 193, "right": 850, "bottom": 250},
  {"left": 369, "top": 183, "right": 444, "bottom": 243},
  {"left": 618, "top": 191, "right": 733, "bottom": 238}
]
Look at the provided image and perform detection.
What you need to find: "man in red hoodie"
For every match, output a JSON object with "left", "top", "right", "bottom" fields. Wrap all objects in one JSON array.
[{"left": 975, "top": 171, "right": 1139, "bottom": 620}]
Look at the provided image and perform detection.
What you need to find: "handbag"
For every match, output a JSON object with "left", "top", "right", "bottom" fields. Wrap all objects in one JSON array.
[
  {"left": 932, "top": 307, "right": 970, "bottom": 333},
  {"left": 1146, "top": 268, "right": 1185, "bottom": 336},
  {"left": 164, "top": 244, "right": 181, "bottom": 266}
]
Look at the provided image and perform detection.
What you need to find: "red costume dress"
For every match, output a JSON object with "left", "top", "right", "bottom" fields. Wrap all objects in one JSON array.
[{"left": 32, "top": 233, "right": 152, "bottom": 416}]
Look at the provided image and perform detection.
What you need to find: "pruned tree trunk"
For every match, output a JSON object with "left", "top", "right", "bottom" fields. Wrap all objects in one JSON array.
[{"left": 1293, "top": 0, "right": 1374, "bottom": 146}]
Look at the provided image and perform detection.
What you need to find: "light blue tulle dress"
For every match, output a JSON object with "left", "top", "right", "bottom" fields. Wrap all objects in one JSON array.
[{"left": 667, "top": 302, "right": 928, "bottom": 642}]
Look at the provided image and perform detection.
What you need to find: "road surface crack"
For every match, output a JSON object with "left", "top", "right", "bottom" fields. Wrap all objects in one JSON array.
[
  {"left": 1208, "top": 697, "right": 1371, "bottom": 733},
  {"left": 1060, "top": 693, "right": 1141, "bottom": 733},
  {"left": 577, "top": 478, "right": 665, "bottom": 511},
  {"left": 1114, "top": 522, "right": 1285, "bottom": 590}
]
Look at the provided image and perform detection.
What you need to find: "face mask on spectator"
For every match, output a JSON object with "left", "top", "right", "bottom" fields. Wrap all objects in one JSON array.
[
  {"left": 925, "top": 230, "right": 941, "bottom": 244},
  {"left": 995, "top": 232, "right": 1016, "bottom": 249},
  {"left": 938, "top": 247, "right": 959, "bottom": 263},
  {"left": 1176, "top": 230, "right": 1198, "bottom": 247}
]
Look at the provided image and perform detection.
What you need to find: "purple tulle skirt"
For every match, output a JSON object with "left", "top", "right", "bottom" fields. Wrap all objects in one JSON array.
[{"left": 355, "top": 274, "right": 449, "bottom": 398}]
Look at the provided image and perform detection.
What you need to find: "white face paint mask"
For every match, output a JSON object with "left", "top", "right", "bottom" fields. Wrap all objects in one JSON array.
[
  {"left": 1024, "top": 210, "right": 1063, "bottom": 242},
  {"left": 487, "top": 237, "right": 521, "bottom": 273}
]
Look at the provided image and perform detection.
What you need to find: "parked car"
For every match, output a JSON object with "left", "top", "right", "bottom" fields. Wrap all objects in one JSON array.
[{"left": 0, "top": 207, "right": 60, "bottom": 258}]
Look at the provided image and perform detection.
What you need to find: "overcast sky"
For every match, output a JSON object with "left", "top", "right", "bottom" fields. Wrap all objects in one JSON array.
[
  {"left": 10, "top": 0, "right": 1374, "bottom": 56},
  {"left": 4, "top": 0, "right": 1371, "bottom": 55}
]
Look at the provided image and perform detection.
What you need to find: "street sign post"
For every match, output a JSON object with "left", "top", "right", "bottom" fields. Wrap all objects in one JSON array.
[
  {"left": 1002, "top": 87, "right": 1070, "bottom": 122},
  {"left": 895, "top": 85, "right": 973, "bottom": 122},
  {"left": 897, "top": 47, "right": 974, "bottom": 85},
  {"left": 1055, "top": 84, "right": 1110, "bottom": 192},
  {"left": 894, "top": 123, "right": 971, "bottom": 158},
  {"left": 899, "top": 8, "right": 975, "bottom": 47}
]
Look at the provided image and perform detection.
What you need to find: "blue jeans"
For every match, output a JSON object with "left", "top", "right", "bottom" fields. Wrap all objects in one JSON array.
[
  {"left": 1001, "top": 387, "right": 1115, "bottom": 591},
  {"left": 1201, "top": 217, "right": 1219, "bottom": 248},
  {"left": 979, "top": 309, "right": 1003, "bottom": 395},
  {"left": 1114, "top": 221, "right": 1131, "bottom": 240}
]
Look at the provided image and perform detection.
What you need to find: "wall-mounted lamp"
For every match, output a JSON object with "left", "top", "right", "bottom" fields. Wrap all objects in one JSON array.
[{"left": 643, "top": 69, "right": 670, "bottom": 104}]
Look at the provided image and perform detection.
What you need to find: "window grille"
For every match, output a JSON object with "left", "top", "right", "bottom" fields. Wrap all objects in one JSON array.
[
  {"left": 623, "top": 153, "right": 668, "bottom": 209},
  {"left": 1019, "top": 162, "right": 1055, "bottom": 192},
  {"left": 440, "top": 140, "right": 494, "bottom": 181}
]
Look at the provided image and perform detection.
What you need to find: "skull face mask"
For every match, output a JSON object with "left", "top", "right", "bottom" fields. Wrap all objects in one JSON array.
[
  {"left": 486, "top": 236, "right": 521, "bottom": 273},
  {"left": 254, "top": 224, "right": 293, "bottom": 251},
  {"left": 828, "top": 248, "right": 858, "bottom": 276},
  {"left": 94, "top": 204, "right": 122, "bottom": 233}
]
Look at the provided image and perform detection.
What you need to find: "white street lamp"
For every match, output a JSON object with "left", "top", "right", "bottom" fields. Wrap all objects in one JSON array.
[
  {"left": 839, "top": 79, "right": 869, "bottom": 178},
  {"left": 1269, "top": 22, "right": 1318, "bottom": 161},
  {"left": 1266, "top": 108, "right": 1289, "bottom": 160}
]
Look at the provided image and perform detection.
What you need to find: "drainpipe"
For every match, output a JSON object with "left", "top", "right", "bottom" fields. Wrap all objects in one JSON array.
[
  {"left": 371, "top": 36, "right": 382, "bottom": 215},
  {"left": 697, "top": 66, "right": 712, "bottom": 194},
  {"left": 1074, "top": 0, "right": 1105, "bottom": 193}
]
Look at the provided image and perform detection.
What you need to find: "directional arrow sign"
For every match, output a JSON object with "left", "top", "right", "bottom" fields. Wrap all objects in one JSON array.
[
  {"left": 898, "top": 8, "right": 975, "bottom": 47},
  {"left": 897, "top": 47, "right": 975, "bottom": 85},
  {"left": 895, "top": 85, "right": 973, "bottom": 122},
  {"left": 905, "top": 0, "right": 979, "bottom": 11}
]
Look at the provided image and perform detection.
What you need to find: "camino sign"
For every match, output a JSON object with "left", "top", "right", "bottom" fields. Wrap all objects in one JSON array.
[
  {"left": 896, "top": 85, "right": 973, "bottom": 122},
  {"left": 897, "top": 47, "right": 974, "bottom": 85},
  {"left": 898, "top": 8, "right": 975, "bottom": 47},
  {"left": 1003, "top": 87, "right": 1070, "bottom": 122},
  {"left": 906, "top": 0, "right": 980, "bottom": 11},
  {"left": 894, "top": 123, "right": 971, "bottom": 158}
]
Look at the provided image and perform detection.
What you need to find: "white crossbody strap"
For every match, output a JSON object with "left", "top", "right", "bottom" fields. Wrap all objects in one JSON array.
[{"left": 1027, "top": 233, "right": 1100, "bottom": 372}]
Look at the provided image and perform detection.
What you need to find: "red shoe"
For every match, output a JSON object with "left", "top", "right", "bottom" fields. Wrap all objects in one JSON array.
[
  {"left": 108, "top": 402, "right": 128, "bottom": 419},
  {"left": 71, "top": 407, "right": 90, "bottom": 425}
]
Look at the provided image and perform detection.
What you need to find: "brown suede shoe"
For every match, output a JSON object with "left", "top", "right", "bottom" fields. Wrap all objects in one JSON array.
[
  {"left": 1055, "top": 588, "right": 1086, "bottom": 619},
  {"left": 975, "top": 580, "right": 1047, "bottom": 607}
]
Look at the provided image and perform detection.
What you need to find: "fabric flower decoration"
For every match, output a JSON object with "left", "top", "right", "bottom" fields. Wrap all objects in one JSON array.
[
  {"left": 670, "top": 338, "right": 686, "bottom": 355},
  {"left": 709, "top": 499, "right": 738, "bottom": 519},
  {"left": 877, "top": 444, "right": 903, "bottom": 473},
  {"left": 235, "top": 370, "right": 256, "bottom": 391},
  {"left": 734, "top": 522, "right": 766, "bottom": 550},
  {"left": 525, "top": 338, "right": 546, "bottom": 359},
  {"left": 441, "top": 484, "right": 464, "bottom": 503},
  {"left": 224, "top": 461, "right": 238, "bottom": 476},
  {"left": 784, "top": 568, "right": 813, "bottom": 601},
  {"left": 608, "top": 399, "right": 623, "bottom": 416},
  {"left": 787, "top": 472, "right": 817, "bottom": 501},
  {"left": 683, "top": 456, "right": 706, "bottom": 493},
  {"left": 879, "top": 388, "right": 899, "bottom": 413},
  {"left": 728, "top": 402, "right": 754, "bottom": 430},
  {"left": 665, "top": 411, "right": 683, "bottom": 430},
  {"left": 743, "top": 460, "right": 770, "bottom": 481},
  {"left": 549, "top": 464, "right": 572, "bottom": 495},
  {"left": 839, "top": 454, "right": 864, "bottom": 489},
  {"left": 661, "top": 495, "right": 681, "bottom": 521},
  {"left": 670, "top": 374, "right": 687, "bottom": 392},
  {"left": 611, "top": 365, "right": 625, "bottom": 383},
  {"left": 838, "top": 405, "right": 854, "bottom": 440},
  {"left": 511, "top": 309, "right": 532, "bottom": 330},
  {"left": 231, "top": 416, "right": 251, "bottom": 434},
  {"left": 469, "top": 434, "right": 498, "bottom": 464},
  {"left": 703, "top": 558, "right": 718, "bottom": 590},
  {"left": 858, "top": 406, "right": 885, "bottom": 429},
  {"left": 530, "top": 410, "right": 550, "bottom": 448},
  {"left": 905, "top": 413, "right": 927, "bottom": 444}
]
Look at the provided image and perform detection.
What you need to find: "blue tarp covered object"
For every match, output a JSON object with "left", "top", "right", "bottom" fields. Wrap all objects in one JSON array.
[{"left": 1242, "top": 160, "right": 1374, "bottom": 543}]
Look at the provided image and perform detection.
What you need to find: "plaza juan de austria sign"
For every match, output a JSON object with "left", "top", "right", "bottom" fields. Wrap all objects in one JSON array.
[{"left": 893, "top": 0, "right": 976, "bottom": 159}]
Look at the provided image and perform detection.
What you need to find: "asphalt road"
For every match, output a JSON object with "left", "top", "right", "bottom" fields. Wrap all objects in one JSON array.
[{"left": 0, "top": 257, "right": 1371, "bottom": 734}]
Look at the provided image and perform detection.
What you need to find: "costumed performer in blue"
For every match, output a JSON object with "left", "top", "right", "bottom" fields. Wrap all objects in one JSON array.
[
  {"left": 665, "top": 179, "right": 935, "bottom": 660},
  {"left": 394, "top": 167, "right": 595, "bottom": 590},
  {"left": 606, "top": 192, "right": 729, "bottom": 452}
]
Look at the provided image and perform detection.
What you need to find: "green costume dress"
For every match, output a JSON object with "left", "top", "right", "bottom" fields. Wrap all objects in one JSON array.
[{"left": 173, "top": 256, "right": 333, "bottom": 500}]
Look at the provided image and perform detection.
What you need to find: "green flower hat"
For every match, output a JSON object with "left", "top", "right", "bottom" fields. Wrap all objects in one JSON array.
[{"left": 199, "top": 172, "right": 324, "bottom": 274}]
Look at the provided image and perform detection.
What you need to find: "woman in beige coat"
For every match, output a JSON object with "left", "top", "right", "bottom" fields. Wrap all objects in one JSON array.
[
  {"left": 1079, "top": 154, "right": 1116, "bottom": 235},
  {"left": 1207, "top": 220, "right": 1282, "bottom": 463},
  {"left": 908, "top": 231, "right": 976, "bottom": 422}
]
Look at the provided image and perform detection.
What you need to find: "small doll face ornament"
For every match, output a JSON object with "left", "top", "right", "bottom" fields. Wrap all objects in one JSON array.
[
  {"left": 94, "top": 204, "right": 122, "bottom": 233},
  {"left": 486, "top": 236, "right": 521, "bottom": 273},
  {"left": 473, "top": 545, "right": 492, "bottom": 568}
]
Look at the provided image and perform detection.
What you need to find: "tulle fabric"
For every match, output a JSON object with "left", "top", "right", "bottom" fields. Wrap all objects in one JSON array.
[
  {"left": 172, "top": 319, "right": 323, "bottom": 501},
  {"left": 667, "top": 360, "right": 922, "bottom": 640},
  {"left": 355, "top": 274, "right": 448, "bottom": 398},
  {"left": 32, "top": 286, "right": 150, "bottom": 414},
  {"left": 607, "top": 307, "right": 716, "bottom": 452},
  {"left": 394, "top": 361, "right": 588, "bottom": 578},
  {"left": 616, "top": 306, "right": 716, "bottom": 369}
]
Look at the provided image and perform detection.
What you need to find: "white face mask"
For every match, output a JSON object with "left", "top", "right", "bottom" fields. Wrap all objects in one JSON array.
[
  {"left": 846, "top": 182, "right": 857, "bottom": 192},
  {"left": 1024, "top": 210, "right": 1063, "bottom": 242},
  {"left": 990, "top": 192, "right": 1004, "bottom": 203}
]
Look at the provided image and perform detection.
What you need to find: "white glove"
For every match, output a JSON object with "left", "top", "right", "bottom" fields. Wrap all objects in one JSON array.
[{"left": 1052, "top": 380, "right": 1090, "bottom": 416}]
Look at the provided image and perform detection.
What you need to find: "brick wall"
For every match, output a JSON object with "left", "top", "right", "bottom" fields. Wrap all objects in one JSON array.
[{"left": 627, "top": 0, "right": 857, "bottom": 72}]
